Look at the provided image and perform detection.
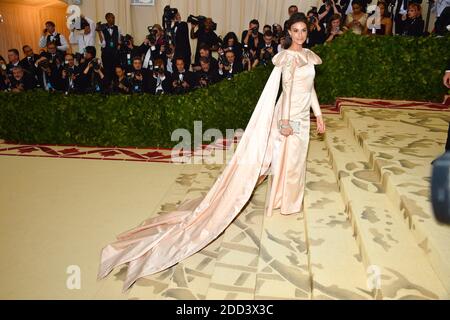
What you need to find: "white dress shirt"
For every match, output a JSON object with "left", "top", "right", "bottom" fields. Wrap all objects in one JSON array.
[
  {"left": 69, "top": 17, "right": 96, "bottom": 53},
  {"left": 39, "top": 31, "right": 68, "bottom": 52},
  {"left": 100, "top": 26, "right": 123, "bottom": 48}
]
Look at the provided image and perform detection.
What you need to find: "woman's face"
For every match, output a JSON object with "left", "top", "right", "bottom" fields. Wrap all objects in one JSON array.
[
  {"left": 408, "top": 6, "right": 419, "bottom": 18},
  {"left": 288, "top": 21, "right": 307, "bottom": 46},
  {"left": 227, "top": 38, "right": 235, "bottom": 46},
  {"left": 115, "top": 67, "right": 124, "bottom": 77},
  {"left": 331, "top": 18, "right": 340, "bottom": 29},
  {"left": 352, "top": 4, "right": 362, "bottom": 14}
]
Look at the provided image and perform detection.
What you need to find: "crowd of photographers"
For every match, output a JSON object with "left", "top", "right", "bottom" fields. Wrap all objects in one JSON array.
[{"left": 1, "top": 1, "right": 449, "bottom": 94}]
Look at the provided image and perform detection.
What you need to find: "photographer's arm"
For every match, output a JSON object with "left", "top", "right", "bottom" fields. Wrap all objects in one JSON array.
[
  {"left": 39, "top": 33, "right": 47, "bottom": 49},
  {"left": 97, "top": 30, "right": 106, "bottom": 48},
  {"left": 190, "top": 24, "right": 198, "bottom": 39}
]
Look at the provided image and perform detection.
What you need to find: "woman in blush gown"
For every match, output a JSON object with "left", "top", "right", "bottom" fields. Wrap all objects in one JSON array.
[{"left": 97, "top": 12, "right": 326, "bottom": 292}]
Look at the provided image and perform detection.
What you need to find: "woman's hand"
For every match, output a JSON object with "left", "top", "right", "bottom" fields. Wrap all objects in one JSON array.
[
  {"left": 316, "top": 115, "right": 325, "bottom": 134},
  {"left": 280, "top": 127, "right": 293, "bottom": 137},
  {"left": 279, "top": 120, "right": 293, "bottom": 137}
]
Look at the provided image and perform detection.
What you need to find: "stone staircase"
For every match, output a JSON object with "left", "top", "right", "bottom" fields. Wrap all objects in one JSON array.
[{"left": 95, "top": 105, "right": 450, "bottom": 300}]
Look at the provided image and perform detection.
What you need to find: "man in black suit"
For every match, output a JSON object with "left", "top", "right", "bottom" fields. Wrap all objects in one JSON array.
[
  {"left": 171, "top": 57, "right": 194, "bottom": 94},
  {"left": 9, "top": 66, "right": 37, "bottom": 92},
  {"left": 6, "top": 49, "right": 21, "bottom": 76},
  {"left": 38, "top": 21, "right": 68, "bottom": 56},
  {"left": 218, "top": 50, "right": 243, "bottom": 80},
  {"left": 97, "top": 12, "right": 123, "bottom": 84},
  {"left": 148, "top": 59, "right": 172, "bottom": 95},
  {"left": 172, "top": 10, "right": 192, "bottom": 68},
  {"left": 20, "top": 45, "right": 40, "bottom": 78},
  {"left": 60, "top": 53, "right": 81, "bottom": 93},
  {"left": 241, "top": 19, "right": 264, "bottom": 52},
  {"left": 194, "top": 56, "right": 221, "bottom": 89}
]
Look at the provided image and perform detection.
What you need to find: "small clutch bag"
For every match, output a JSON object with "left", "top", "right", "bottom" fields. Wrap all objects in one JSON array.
[{"left": 278, "top": 120, "right": 301, "bottom": 134}]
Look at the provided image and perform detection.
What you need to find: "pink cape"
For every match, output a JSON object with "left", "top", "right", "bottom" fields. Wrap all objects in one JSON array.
[{"left": 97, "top": 63, "right": 291, "bottom": 292}]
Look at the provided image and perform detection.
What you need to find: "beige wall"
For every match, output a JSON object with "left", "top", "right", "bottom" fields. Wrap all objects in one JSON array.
[
  {"left": 75, "top": 0, "right": 323, "bottom": 54},
  {"left": 0, "top": 0, "right": 438, "bottom": 60},
  {"left": 0, "top": 1, "right": 69, "bottom": 59}
]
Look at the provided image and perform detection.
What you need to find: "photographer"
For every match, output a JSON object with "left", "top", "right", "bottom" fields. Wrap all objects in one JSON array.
[
  {"left": 258, "top": 30, "right": 278, "bottom": 66},
  {"left": 0, "top": 56, "right": 10, "bottom": 91},
  {"left": 221, "top": 32, "right": 243, "bottom": 65},
  {"left": 242, "top": 19, "right": 264, "bottom": 53},
  {"left": 35, "top": 42, "right": 64, "bottom": 91},
  {"left": 272, "top": 24, "right": 283, "bottom": 43},
  {"left": 306, "top": 9, "right": 326, "bottom": 48},
  {"left": 160, "top": 43, "right": 176, "bottom": 75},
  {"left": 6, "top": 48, "right": 20, "bottom": 76},
  {"left": 119, "top": 34, "right": 140, "bottom": 73},
  {"left": 399, "top": 2, "right": 424, "bottom": 37},
  {"left": 97, "top": 13, "right": 123, "bottom": 84},
  {"left": 129, "top": 57, "right": 149, "bottom": 94},
  {"left": 194, "top": 56, "right": 220, "bottom": 89},
  {"left": 38, "top": 21, "right": 68, "bottom": 56},
  {"left": 78, "top": 46, "right": 106, "bottom": 93},
  {"left": 69, "top": 15, "right": 96, "bottom": 54},
  {"left": 218, "top": 50, "right": 243, "bottom": 80},
  {"left": 171, "top": 57, "right": 194, "bottom": 94},
  {"left": 192, "top": 43, "right": 218, "bottom": 73},
  {"left": 61, "top": 53, "right": 81, "bottom": 93},
  {"left": 9, "top": 66, "right": 37, "bottom": 92},
  {"left": 326, "top": 14, "right": 347, "bottom": 42},
  {"left": 19, "top": 45, "right": 40, "bottom": 79},
  {"left": 111, "top": 65, "right": 131, "bottom": 94},
  {"left": 170, "top": 9, "right": 192, "bottom": 68},
  {"left": 319, "top": 0, "right": 343, "bottom": 25},
  {"left": 189, "top": 16, "right": 220, "bottom": 66},
  {"left": 148, "top": 58, "right": 172, "bottom": 95},
  {"left": 140, "top": 26, "right": 162, "bottom": 70}
]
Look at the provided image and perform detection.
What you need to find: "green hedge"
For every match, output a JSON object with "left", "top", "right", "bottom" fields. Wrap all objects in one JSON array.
[
  {"left": 1, "top": 33, "right": 449, "bottom": 148},
  {"left": 0, "top": 66, "right": 272, "bottom": 148},
  {"left": 313, "top": 33, "right": 450, "bottom": 103}
]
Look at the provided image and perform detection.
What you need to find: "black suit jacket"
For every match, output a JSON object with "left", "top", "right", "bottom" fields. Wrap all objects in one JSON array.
[
  {"left": 173, "top": 21, "right": 192, "bottom": 64},
  {"left": 148, "top": 71, "right": 172, "bottom": 94},
  {"left": 20, "top": 54, "right": 40, "bottom": 75}
]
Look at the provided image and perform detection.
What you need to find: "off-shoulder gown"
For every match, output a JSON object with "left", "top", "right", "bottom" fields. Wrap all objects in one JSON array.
[{"left": 98, "top": 48, "right": 323, "bottom": 291}]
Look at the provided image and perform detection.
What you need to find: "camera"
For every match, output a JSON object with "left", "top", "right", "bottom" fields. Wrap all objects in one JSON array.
[
  {"left": 187, "top": 15, "right": 217, "bottom": 31},
  {"left": 70, "top": 17, "right": 89, "bottom": 31},
  {"left": 251, "top": 26, "right": 258, "bottom": 36},
  {"left": 96, "top": 22, "right": 107, "bottom": 32},
  {"left": 163, "top": 5, "right": 178, "bottom": 21},
  {"left": 63, "top": 65, "right": 73, "bottom": 77},
  {"left": 90, "top": 58, "right": 101, "bottom": 71},
  {"left": 38, "top": 59, "right": 50, "bottom": 70},
  {"left": 153, "top": 65, "right": 164, "bottom": 75},
  {"left": 219, "top": 53, "right": 230, "bottom": 68},
  {"left": 74, "top": 52, "right": 83, "bottom": 64},
  {"left": 146, "top": 27, "right": 158, "bottom": 43},
  {"left": 122, "top": 34, "right": 133, "bottom": 47}
]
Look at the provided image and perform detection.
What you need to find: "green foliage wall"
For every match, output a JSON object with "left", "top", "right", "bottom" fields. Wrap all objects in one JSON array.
[{"left": 1, "top": 33, "right": 449, "bottom": 148}]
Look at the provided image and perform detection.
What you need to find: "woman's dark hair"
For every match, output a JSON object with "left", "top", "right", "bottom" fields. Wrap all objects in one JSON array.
[
  {"left": 284, "top": 12, "right": 309, "bottom": 49},
  {"left": 352, "top": 0, "right": 363, "bottom": 8},
  {"left": 326, "top": 14, "right": 343, "bottom": 35},
  {"left": 223, "top": 32, "right": 240, "bottom": 47},
  {"left": 377, "top": 1, "right": 391, "bottom": 18}
]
